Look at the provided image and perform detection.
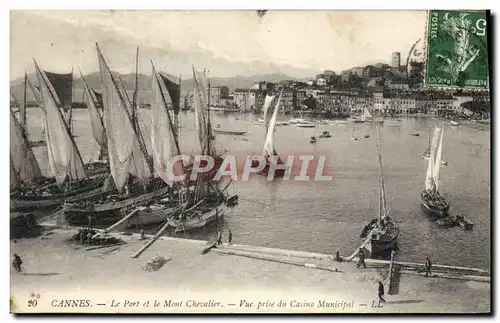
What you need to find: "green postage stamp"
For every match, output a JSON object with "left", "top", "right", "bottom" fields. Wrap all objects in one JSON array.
[{"left": 424, "top": 10, "right": 489, "bottom": 89}]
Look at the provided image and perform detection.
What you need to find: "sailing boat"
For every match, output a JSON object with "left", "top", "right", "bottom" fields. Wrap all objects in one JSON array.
[
  {"left": 127, "top": 62, "right": 189, "bottom": 228},
  {"left": 359, "top": 126, "right": 399, "bottom": 257},
  {"left": 420, "top": 125, "right": 450, "bottom": 216},
  {"left": 63, "top": 44, "right": 170, "bottom": 226},
  {"left": 252, "top": 89, "right": 289, "bottom": 178},
  {"left": 11, "top": 61, "right": 107, "bottom": 212},
  {"left": 362, "top": 107, "right": 384, "bottom": 124},
  {"left": 9, "top": 108, "right": 43, "bottom": 189},
  {"left": 167, "top": 67, "right": 230, "bottom": 231},
  {"left": 423, "top": 127, "right": 447, "bottom": 165}
]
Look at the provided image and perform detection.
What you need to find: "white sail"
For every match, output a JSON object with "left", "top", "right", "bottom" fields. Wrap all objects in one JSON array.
[
  {"left": 263, "top": 90, "right": 283, "bottom": 158},
  {"left": 433, "top": 127, "right": 445, "bottom": 191},
  {"left": 192, "top": 67, "right": 213, "bottom": 155},
  {"left": 81, "top": 74, "right": 107, "bottom": 149},
  {"left": 35, "top": 62, "right": 87, "bottom": 185},
  {"left": 424, "top": 126, "right": 442, "bottom": 191},
  {"left": 262, "top": 94, "right": 276, "bottom": 129},
  {"left": 150, "top": 65, "right": 182, "bottom": 185},
  {"left": 97, "top": 46, "right": 150, "bottom": 193},
  {"left": 363, "top": 107, "right": 373, "bottom": 119},
  {"left": 26, "top": 76, "right": 46, "bottom": 135},
  {"left": 10, "top": 109, "right": 42, "bottom": 182}
]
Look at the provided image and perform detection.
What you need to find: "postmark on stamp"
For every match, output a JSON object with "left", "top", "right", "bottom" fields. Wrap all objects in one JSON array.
[{"left": 424, "top": 10, "right": 489, "bottom": 89}]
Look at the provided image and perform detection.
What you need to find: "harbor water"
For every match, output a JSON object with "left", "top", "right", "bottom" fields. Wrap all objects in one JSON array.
[{"left": 25, "top": 108, "right": 491, "bottom": 269}]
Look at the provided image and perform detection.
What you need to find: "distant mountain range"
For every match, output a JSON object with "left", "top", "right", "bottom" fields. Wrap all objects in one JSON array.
[{"left": 10, "top": 71, "right": 304, "bottom": 103}]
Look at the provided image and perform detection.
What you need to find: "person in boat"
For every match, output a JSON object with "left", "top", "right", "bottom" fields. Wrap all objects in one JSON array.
[
  {"left": 12, "top": 254, "right": 23, "bottom": 273},
  {"left": 377, "top": 281, "right": 386, "bottom": 304},
  {"left": 228, "top": 230, "right": 233, "bottom": 246},
  {"left": 425, "top": 257, "right": 432, "bottom": 277},
  {"left": 356, "top": 248, "right": 366, "bottom": 269}
]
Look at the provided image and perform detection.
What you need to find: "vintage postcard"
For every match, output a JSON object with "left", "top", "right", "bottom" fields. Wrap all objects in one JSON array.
[{"left": 9, "top": 10, "right": 491, "bottom": 314}]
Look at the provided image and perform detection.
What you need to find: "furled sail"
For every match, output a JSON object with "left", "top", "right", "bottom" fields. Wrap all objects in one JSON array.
[
  {"left": 35, "top": 62, "right": 87, "bottom": 185},
  {"left": 81, "top": 72, "right": 107, "bottom": 150},
  {"left": 262, "top": 90, "right": 283, "bottom": 158},
  {"left": 151, "top": 64, "right": 182, "bottom": 185},
  {"left": 96, "top": 44, "right": 151, "bottom": 192},
  {"left": 10, "top": 108, "right": 42, "bottom": 183}
]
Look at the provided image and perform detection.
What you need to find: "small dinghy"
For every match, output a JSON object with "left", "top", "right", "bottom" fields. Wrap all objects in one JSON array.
[
  {"left": 455, "top": 215, "right": 473, "bottom": 230},
  {"left": 411, "top": 132, "right": 420, "bottom": 136},
  {"left": 309, "top": 136, "right": 318, "bottom": 143},
  {"left": 364, "top": 134, "right": 370, "bottom": 138},
  {"left": 319, "top": 131, "right": 331, "bottom": 138},
  {"left": 213, "top": 129, "right": 247, "bottom": 135}
]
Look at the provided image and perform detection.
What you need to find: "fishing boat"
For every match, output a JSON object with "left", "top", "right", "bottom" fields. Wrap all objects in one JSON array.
[
  {"left": 213, "top": 129, "right": 247, "bottom": 135},
  {"left": 63, "top": 45, "right": 166, "bottom": 225},
  {"left": 289, "top": 117, "right": 306, "bottom": 124},
  {"left": 359, "top": 126, "right": 399, "bottom": 257},
  {"left": 165, "top": 67, "right": 233, "bottom": 231},
  {"left": 169, "top": 197, "right": 226, "bottom": 232},
  {"left": 364, "top": 134, "right": 370, "bottom": 138},
  {"left": 309, "top": 136, "right": 317, "bottom": 143},
  {"left": 450, "top": 120, "right": 459, "bottom": 126},
  {"left": 249, "top": 90, "right": 288, "bottom": 178},
  {"left": 411, "top": 132, "right": 420, "bottom": 136},
  {"left": 421, "top": 125, "right": 450, "bottom": 217},
  {"left": 11, "top": 62, "right": 106, "bottom": 212},
  {"left": 319, "top": 131, "right": 331, "bottom": 138},
  {"left": 436, "top": 216, "right": 457, "bottom": 227}
]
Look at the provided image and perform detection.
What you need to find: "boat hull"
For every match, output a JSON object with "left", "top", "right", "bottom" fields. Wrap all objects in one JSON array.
[
  {"left": 170, "top": 202, "right": 226, "bottom": 232},
  {"left": 63, "top": 186, "right": 171, "bottom": 226},
  {"left": 420, "top": 191, "right": 450, "bottom": 217},
  {"left": 10, "top": 176, "right": 108, "bottom": 212},
  {"left": 213, "top": 130, "right": 247, "bottom": 135},
  {"left": 360, "top": 218, "right": 399, "bottom": 257},
  {"left": 125, "top": 203, "right": 186, "bottom": 228}
]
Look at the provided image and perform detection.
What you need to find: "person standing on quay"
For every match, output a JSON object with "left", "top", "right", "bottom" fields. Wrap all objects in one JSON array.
[
  {"left": 425, "top": 257, "right": 432, "bottom": 277},
  {"left": 356, "top": 248, "right": 366, "bottom": 268},
  {"left": 228, "top": 230, "right": 233, "bottom": 246},
  {"left": 378, "top": 281, "right": 386, "bottom": 304}
]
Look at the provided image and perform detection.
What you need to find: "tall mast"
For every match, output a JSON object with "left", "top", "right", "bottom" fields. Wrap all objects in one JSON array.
[
  {"left": 133, "top": 45, "right": 139, "bottom": 130},
  {"left": 21, "top": 72, "right": 27, "bottom": 132},
  {"left": 68, "top": 67, "right": 74, "bottom": 137},
  {"left": 376, "top": 126, "right": 387, "bottom": 222}
]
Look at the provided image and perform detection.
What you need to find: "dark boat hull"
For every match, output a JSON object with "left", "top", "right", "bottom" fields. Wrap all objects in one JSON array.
[
  {"left": 10, "top": 176, "right": 108, "bottom": 212},
  {"left": 420, "top": 191, "right": 450, "bottom": 217},
  {"left": 63, "top": 186, "right": 171, "bottom": 226},
  {"left": 360, "top": 218, "right": 400, "bottom": 258},
  {"left": 251, "top": 158, "right": 287, "bottom": 178}
]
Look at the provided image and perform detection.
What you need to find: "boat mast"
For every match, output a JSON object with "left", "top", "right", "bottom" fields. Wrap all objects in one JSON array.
[
  {"left": 21, "top": 72, "right": 27, "bottom": 133},
  {"left": 375, "top": 126, "right": 387, "bottom": 223},
  {"left": 133, "top": 45, "right": 139, "bottom": 130}
]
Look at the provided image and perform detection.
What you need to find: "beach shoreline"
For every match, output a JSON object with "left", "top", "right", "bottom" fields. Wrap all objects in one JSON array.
[{"left": 10, "top": 226, "right": 490, "bottom": 314}]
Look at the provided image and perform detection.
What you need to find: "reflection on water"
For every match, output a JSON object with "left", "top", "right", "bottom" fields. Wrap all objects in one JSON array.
[{"left": 25, "top": 109, "right": 490, "bottom": 269}]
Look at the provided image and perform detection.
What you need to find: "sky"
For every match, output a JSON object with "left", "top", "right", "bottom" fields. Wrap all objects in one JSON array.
[{"left": 10, "top": 10, "right": 427, "bottom": 81}]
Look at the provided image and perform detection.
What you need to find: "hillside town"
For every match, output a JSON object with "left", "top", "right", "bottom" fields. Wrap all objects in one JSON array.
[{"left": 184, "top": 52, "right": 491, "bottom": 119}]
